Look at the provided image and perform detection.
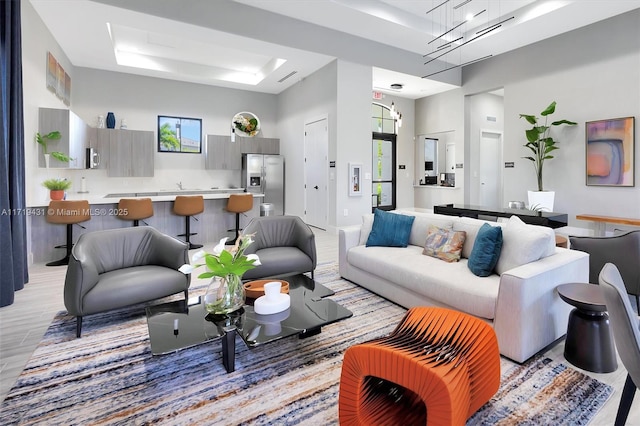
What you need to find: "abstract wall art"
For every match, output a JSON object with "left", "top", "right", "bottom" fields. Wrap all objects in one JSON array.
[{"left": 586, "top": 117, "right": 635, "bottom": 187}]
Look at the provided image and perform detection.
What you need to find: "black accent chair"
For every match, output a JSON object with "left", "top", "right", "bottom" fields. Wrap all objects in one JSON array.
[
  {"left": 241, "top": 215, "right": 317, "bottom": 280},
  {"left": 570, "top": 231, "right": 640, "bottom": 313},
  {"left": 598, "top": 263, "right": 640, "bottom": 426},
  {"left": 64, "top": 226, "right": 190, "bottom": 337}
]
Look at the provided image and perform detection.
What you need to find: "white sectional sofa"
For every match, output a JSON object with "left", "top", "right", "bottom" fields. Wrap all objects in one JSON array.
[{"left": 338, "top": 210, "right": 589, "bottom": 363}]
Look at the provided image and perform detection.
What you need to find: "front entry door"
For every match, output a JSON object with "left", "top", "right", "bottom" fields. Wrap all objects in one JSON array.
[{"left": 372, "top": 132, "right": 396, "bottom": 211}]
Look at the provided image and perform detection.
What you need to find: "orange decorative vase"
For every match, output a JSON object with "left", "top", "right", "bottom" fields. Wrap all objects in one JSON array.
[{"left": 50, "top": 190, "right": 65, "bottom": 200}]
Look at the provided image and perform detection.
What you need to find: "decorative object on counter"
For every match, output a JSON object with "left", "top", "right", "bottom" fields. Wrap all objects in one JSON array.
[
  {"left": 179, "top": 235, "right": 261, "bottom": 315},
  {"left": 244, "top": 279, "right": 290, "bottom": 299},
  {"left": 79, "top": 176, "right": 88, "bottom": 194},
  {"left": 232, "top": 112, "right": 260, "bottom": 137},
  {"left": 254, "top": 281, "right": 291, "bottom": 315},
  {"left": 120, "top": 119, "right": 128, "bottom": 129},
  {"left": 157, "top": 115, "right": 202, "bottom": 153},
  {"left": 42, "top": 178, "right": 72, "bottom": 200},
  {"left": 585, "top": 116, "right": 635, "bottom": 187},
  {"left": 106, "top": 112, "right": 116, "bottom": 129},
  {"left": 520, "top": 101, "right": 577, "bottom": 212},
  {"left": 97, "top": 115, "right": 105, "bottom": 128}
]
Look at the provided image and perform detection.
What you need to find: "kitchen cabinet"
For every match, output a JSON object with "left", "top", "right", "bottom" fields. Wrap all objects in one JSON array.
[
  {"left": 206, "top": 135, "right": 242, "bottom": 169},
  {"left": 206, "top": 135, "right": 280, "bottom": 169},
  {"left": 97, "top": 128, "right": 154, "bottom": 177},
  {"left": 38, "top": 108, "right": 89, "bottom": 169}
]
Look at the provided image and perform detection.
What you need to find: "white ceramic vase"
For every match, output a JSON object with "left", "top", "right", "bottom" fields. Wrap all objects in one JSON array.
[
  {"left": 44, "top": 153, "right": 50, "bottom": 168},
  {"left": 527, "top": 190, "right": 555, "bottom": 212}
]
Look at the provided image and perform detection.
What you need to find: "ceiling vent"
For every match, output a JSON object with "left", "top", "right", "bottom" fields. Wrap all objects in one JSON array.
[
  {"left": 390, "top": 83, "right": 403, "bottom": 90},
  {"left": 278, "top": 71, "right": 298, "bottom": 83}
]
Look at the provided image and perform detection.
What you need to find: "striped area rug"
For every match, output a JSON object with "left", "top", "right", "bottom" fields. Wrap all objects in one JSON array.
[{"left": 1, "top": 263, "right": 612, "bottom": 425}]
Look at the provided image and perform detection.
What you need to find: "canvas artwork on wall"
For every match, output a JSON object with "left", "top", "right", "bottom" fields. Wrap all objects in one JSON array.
[{"left": 586, "top": 117, "right": 635, "bottom": 187}]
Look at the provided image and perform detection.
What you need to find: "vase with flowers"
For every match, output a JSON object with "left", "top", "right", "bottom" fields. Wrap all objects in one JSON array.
[{"left": 179, "top": 234, "right": 260, "bottom": 314}]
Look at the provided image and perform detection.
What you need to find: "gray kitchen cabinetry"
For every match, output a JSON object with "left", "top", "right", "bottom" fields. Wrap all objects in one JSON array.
[
  {"left": 206, "top": 135, "right": 242, "bottom": 169},
  {"left": 38, "top": 107, "right": 89, "bottom": 169},
  {"left": 97, "top": 128, "right": 154, "bottom": 177},
  {"left": 206, "top": 135, "right": 280, "bottom": 169}
]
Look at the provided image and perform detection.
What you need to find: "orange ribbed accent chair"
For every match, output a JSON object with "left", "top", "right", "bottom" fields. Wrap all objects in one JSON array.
[{"left": 339, "top": 307, "right": 500, "bottom": 426}]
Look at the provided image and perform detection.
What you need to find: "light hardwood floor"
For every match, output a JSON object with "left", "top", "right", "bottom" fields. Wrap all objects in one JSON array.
[{"left": 1, "top": 229, "right": 638, "bottom": 425}]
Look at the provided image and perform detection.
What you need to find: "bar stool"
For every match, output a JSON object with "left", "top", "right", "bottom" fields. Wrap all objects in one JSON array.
[
  {"left": 173, "top": 195, "right": 204, "bottom": 249},
  {"left": 46, "top": 200, "right": 91, "bottom": 266},
  {"left": 117, "top": 198, "right": 153, "bottom": 226},
  {"left": 226, "top": 193, "right": 254, "bottom": 245}
]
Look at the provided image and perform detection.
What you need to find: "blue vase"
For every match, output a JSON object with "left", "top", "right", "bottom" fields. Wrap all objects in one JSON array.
[{"left": 106, "top": 112, "right": 116, "bottom": 129}]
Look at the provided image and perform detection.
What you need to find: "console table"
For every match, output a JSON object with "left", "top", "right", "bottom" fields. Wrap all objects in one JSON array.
[
  {"left": 434, "top": 204, "right": 568, "bottom": 229},
  {"left": 576, "top": 214, "right": 640, "bottom": 236}
]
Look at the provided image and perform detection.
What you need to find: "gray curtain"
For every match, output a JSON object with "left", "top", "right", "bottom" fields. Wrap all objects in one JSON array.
[{"left": 1, "top": 0, "right": 28, "bottom": 307}]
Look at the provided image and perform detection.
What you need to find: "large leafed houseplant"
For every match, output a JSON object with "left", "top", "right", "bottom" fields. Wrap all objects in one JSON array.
[{"left": 520, "top": 101, "right": 577, "bottom": 211}]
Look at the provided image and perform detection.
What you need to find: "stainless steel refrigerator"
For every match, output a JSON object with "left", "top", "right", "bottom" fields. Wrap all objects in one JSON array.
[{"left": 242, "top": 154, "right": 285, "bottom": 215}]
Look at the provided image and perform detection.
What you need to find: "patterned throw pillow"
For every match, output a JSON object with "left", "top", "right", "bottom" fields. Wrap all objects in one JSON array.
[{"left": 422, "top": 225, "right": 467, "bottom": 262}]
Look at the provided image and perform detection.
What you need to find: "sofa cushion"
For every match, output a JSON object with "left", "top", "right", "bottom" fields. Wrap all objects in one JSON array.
[
  {"left": 422, "top": 225, "right": 466, "bottom": 262},
  {"left": 468, "top": 223, "right": 503, "bottom": 277},
  {"left": 347, "top": 245, "right": 499, "bottom": 320},
  {"left": 395, "top": 210, "right": 454, "bottom": 247},
  {"left": 359, "top": 213, "right": 375, "bottom": 245},
  {"left": 366, "top": 209, "right": 415, "bottom": 248},
  {"left": 495, "top": 216, "right": 555, "bottom": 274},
  {"left": 453, "top": 217, "right": 503, "bottom": 259}
]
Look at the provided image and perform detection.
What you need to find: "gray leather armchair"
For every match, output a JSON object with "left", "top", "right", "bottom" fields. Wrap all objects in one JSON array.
[
  {"left": 64, "top": 226, "right": 190, "bottom": 337},
  {"left": 241, "top": 215, "right": 317, "bottom": 280},
  {"left": 570, "top": 230, "right": 640, "bottom": 312},
  {"left": 598, "top": 264, "right": 640, "bottom": 426}
]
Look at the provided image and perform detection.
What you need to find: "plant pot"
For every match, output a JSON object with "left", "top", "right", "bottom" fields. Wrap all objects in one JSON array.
[
  {"left": 527, "top": 190, "right": 555, "bottom": 212},
  {"left": 50, "top": 190, "right": 65, "bottom": 200},
  {"left": 203, "top": 275, "right": 245, "bottom": 315}
]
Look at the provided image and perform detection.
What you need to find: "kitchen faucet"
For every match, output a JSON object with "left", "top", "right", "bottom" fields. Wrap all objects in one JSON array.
[{"left": 176, "top": 181, "right": 183, "bottom": 190}]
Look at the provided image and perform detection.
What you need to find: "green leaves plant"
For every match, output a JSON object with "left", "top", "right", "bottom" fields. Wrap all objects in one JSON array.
[{"left": 520, "top": 101, "right": 577, "bottom": 191}]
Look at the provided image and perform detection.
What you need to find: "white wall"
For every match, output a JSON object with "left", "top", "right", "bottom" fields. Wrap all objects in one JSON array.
[
  {"left": 22, "top": 0, "right": 76, "bottom": 206},
  {"left": 462, "top": 9, "right": 640, "bottom": 229},
  {"left": 414, "top": 88, "right": 465, "bottom": 208},
  {"left": 277, "top": 60, "right": 337, "bottom": 222},
  {"left": 335, "top": 61, "right": 373, "bottom": 228},
  {"left": 465, "top": 92, "right": 504, "bottom": 205}
]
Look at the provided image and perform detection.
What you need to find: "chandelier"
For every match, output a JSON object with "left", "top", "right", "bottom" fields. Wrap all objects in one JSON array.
[{"left": 422, "top": 0, "right": 514, "bottom": 78}]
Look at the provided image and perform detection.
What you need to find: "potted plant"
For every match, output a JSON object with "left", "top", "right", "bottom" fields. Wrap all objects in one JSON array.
[
  {"left": 42, "top": 178, "right": 72, "bottom": 200},
  {"left": 520, "top": 101, "right": 577, "bottom": 211},
  {"left": 36, "top": 131, "right": 74, "bottom": 167}
]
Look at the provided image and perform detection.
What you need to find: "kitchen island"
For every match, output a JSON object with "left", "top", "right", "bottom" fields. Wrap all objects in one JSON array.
[{"left": 28, "top": 189, "right": 264, "bottom": 264}]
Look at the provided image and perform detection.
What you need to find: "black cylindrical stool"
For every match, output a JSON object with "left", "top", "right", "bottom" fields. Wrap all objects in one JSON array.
[
  {"left": 46, "top": 200, "right": 91, "bottom": 266},
  {"left": 557, "top": 283, "right": 618, "bottom": 373},
  {"left": 173, "top": 195, "right": 204, "bottom": 249},
  {"left": 117, "top": 198, "right": 153, "bottom": 226}
]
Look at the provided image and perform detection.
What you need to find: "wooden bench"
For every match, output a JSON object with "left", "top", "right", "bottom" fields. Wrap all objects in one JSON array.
[{"left": 576, "top": 214, "right": 640, "bottom": 236}]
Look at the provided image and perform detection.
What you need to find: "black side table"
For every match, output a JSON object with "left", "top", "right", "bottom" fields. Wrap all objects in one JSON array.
[{"left": 557, "top": 283, "right": 618, "bottom": 373}]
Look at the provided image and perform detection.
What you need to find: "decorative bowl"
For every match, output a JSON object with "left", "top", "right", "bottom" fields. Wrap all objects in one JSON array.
[{"left": 243, "top": 279, "right": 289, "bottom": 299}]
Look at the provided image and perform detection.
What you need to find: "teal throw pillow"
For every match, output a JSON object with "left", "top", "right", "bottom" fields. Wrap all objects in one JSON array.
[
  {"left": 366, "top": 210, "right": 415, "bottom": 248},
  {"left": 468, "top": 223, "right": 503, "bottom": 277}
]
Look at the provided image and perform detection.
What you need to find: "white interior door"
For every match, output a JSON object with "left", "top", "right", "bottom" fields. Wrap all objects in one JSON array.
[
  {"left": 304, "top": 118, "right": 328, "bottom": 229},
  {"left": 479, "top": 130, "right": 503, "bottom": 208}
]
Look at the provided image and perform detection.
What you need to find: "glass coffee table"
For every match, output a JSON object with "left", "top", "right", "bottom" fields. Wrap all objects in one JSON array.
[{"left": 145, "top": 273, "right": 353, "bottom": 373}]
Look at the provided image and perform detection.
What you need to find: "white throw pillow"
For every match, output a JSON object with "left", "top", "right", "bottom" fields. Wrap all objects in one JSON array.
[
  {"left": 495, "top": 215, "right": 554, "bottom": 274},
  {"left": 359, "top": 213, "right": 375, "bottom": 245}
]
